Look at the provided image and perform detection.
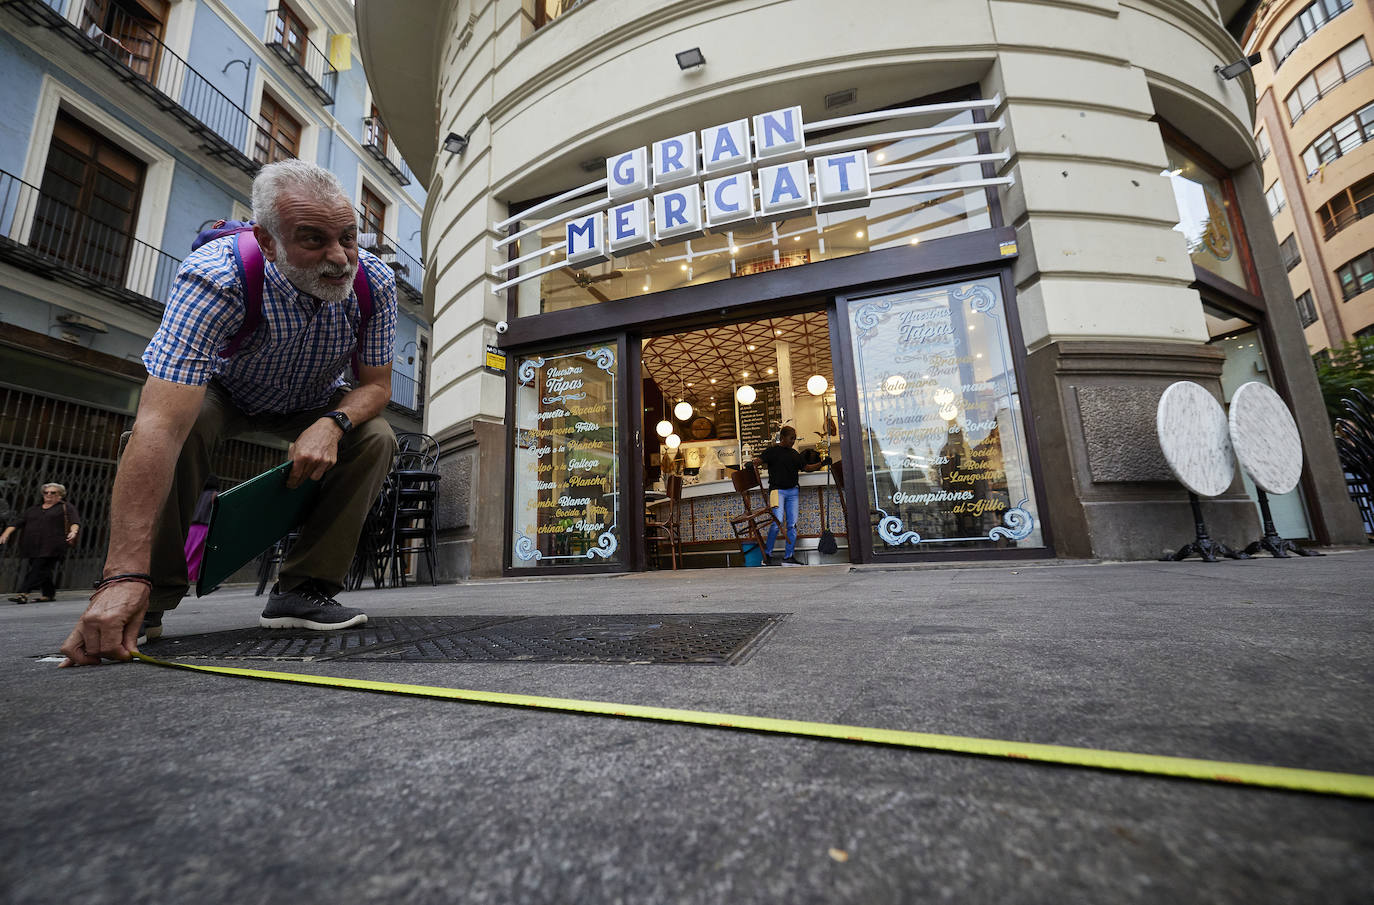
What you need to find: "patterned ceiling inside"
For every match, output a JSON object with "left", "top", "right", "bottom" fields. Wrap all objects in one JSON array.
[{"left": 641, "top": 311, "right": 833, "bottom": 410}]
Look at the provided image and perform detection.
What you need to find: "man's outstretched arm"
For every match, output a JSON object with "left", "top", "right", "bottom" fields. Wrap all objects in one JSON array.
[{"left": 60, "top": 377, "right": 207, "bottom": 666}]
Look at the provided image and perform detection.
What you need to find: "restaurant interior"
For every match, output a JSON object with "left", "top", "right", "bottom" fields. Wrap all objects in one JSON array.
[{"left": 639, "top": 311, "right": 845, "bottom": 568}]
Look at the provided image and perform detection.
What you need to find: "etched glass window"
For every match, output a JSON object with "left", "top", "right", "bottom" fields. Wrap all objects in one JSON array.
[
  {"left": 845, "top": 277, "right": 1043, "bottom": 552},
  {"left": 511, "top": 344, "right": 621, "bottom": 567}
]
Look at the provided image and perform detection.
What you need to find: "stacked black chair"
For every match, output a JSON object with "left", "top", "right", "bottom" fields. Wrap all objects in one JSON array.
[
  {"left": 387, "top": 432, "right": 440, "bottom": 586},
  {"left": 346, "top": 477, "right": 395, "bottom": 591}
]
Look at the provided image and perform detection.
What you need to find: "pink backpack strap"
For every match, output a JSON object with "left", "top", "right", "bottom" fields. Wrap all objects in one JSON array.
[{"left": 219, "top": 229, "right": 265, "bottom": 358}]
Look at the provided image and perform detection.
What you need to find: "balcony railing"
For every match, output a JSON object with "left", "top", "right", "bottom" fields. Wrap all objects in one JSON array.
[
  {"left": 265, "top": 8, "right": 337, "bottom": 106},
  {"left": 0, "top": 0, "right": 289, "bottom": 175},
  {"left": 1322, "top": 187, "right": 1374, "bottom": 239},
  {"left": 0, "top": 168, "right": 180, "bottom": 317},
  {"left": 358, "top": 218, "right": 425, "bottom": 306},
  {"left": 362, "top": 116, "right": 412, "bottom": 187},
  {"left": 389, "top": 369, "right": 422, "bottom": 417}
]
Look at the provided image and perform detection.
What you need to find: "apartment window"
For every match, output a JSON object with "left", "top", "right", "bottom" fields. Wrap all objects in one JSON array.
[
  {"left": 255, "top": 92, "right": 300, "bottom": 164},
  {"left": 1272, "top": 0, "right": 1353, "bottom": 69},
  {"left": 1301, "top": 101, "right": 1374, "bottom": 176},
  {"left": 1256, "top": 128, "right": 1272, "bottom": 162},
  {"left": 80, "top": 0, "right": 169, "bottom": 83},
  {"left": 359, "top": 184, "right": 386, "bottom": 236},
  {"left": 32, "top": 111, "right": 145, "bottom": 285},
  {"left": 532, "top": 0, "right": 591, "bottom": 29},
  {"left": 1280, "top": 234, "right": 1303, "bottom": 271},
  {"left": 1266, "top": 180, "right": 1287, "bottom": 218},
  {"left": 1295, "top": 291, "right": 1318, "bottom": 327},
  {"left": 1285, "top": 39, "right": 1372, "bottom": 124},
  {"left": 1337, "top": 249, "right": 1374, "bottom": 300},
  {"left": 365, "top": 104, "right": 389, "bottom": 153},
  {"left": 1320, "top": 174, "right": 1374, "bottom": 237},
  {"left": 270, "top": 3, "right": 309, "bottom": 67}
]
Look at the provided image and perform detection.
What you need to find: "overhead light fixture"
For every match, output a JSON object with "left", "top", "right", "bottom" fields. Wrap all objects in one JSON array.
[
  {"left": 674, "top": 400, "right": 693, "bottom": 420},
  {"left": 656, "top": 419, "right": 674, "bottom": 438},
  {"left": 442, "top": 131, "right": 469, "bottom": 155},
  {"left": 675, "top": 47, "right": 705, "bottom": 70},
  {"left": 736, "top": 385, "right": 756, "bottom": 405},
  {"left": 807, "top": 374, "right": 828, "bottom": 396},
  {"left": 824, "top": 88, "right": 857, "bottom": 109},
  {"left": 1215, "top": 52, "right": 1262, "bottom": 80},
  {"left": 666, "top": 433, "right": 682, "bottom": 449}
]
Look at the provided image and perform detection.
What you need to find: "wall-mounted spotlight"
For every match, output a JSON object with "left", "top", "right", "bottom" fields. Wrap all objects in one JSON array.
[
  {"left": 675, "top": 47, "right": 705, "bottom": 70},
  {"left": 442, "top": 132, "right": 469, "bottom": 155},
  {"left": 1215, "top": 52, "right": 1261, "bottom": 80}
]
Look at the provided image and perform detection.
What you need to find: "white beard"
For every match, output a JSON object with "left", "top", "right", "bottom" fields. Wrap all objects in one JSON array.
[{"left": 276, "top": 257, "right": 358, "bottom": 303}]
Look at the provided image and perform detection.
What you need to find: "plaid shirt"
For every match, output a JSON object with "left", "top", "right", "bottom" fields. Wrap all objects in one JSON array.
[{"left": 143, "top": 238, "right": 397, "bottom": 415}]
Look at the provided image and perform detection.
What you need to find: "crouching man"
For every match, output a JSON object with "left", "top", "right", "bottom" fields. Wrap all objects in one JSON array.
[{"left": 61, "top": 159, "right": 398, "bottom": 666}]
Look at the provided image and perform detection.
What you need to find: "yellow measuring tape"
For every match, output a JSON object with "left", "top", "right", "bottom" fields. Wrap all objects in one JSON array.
[{"left": 132, "top": 652, "right": 1374, "bottom": 800}]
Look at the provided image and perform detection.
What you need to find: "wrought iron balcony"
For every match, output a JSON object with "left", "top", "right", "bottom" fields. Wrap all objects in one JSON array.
[
  {"left": 389, "top": 369, "right": 423, "bottom": 418},
  {"left": 0, "top": 0, "right": 289, "bottom": 176},
  {"left": 358, "top": 218, "right": 425, "bottom": 307},
  {"left": 265, "top": 8, "right": 337, "bottom": 106},
  {"left": 362, "top": 116, "right": 412, "bottom": 187},
  {"left": 0, "top": 168, "right": 180, "bottom": 317}
]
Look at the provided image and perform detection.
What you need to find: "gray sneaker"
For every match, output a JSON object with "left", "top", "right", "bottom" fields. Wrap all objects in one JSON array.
[{"left": 260, "top": 582, "right": 367, "bottom": 630}]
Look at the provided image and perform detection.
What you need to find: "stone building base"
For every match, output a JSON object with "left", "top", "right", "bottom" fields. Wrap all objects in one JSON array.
[{"left": 1024, "top": 339, "right": 1260, "bottom": 560}]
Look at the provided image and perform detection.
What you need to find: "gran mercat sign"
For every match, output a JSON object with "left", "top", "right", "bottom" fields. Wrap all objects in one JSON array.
[{"left": 563, "top": 106, "right": 872, "bottom": 266}]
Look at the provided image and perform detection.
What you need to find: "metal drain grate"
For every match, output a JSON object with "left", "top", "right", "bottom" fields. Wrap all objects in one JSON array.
[{"left": 139, "top": 614, "right": 787, "bottom": 664}]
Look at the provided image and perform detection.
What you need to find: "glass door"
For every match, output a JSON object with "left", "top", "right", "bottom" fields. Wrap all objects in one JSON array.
[
  {"left": 507, "top": 338, "right": 628, "bottom": 571},
  {"left": 840, "top": 274, "right": 1045, "bottom": 557}
]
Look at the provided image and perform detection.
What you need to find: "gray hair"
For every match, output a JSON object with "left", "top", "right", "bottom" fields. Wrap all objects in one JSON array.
[
  {"left": 251, "top": 160, "right": 352, "bottom": 240},
  {"left": 41, "top": 483, "right": 66, "bottom": 498}
]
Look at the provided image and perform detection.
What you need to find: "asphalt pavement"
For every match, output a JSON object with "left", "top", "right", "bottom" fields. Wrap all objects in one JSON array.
[{"left": 3, "top": 551, "right": 1372, "bottom": 904}]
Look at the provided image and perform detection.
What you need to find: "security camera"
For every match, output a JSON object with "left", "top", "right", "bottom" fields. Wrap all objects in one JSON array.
[{"left": 495, "top": 320, "right": 509, "bottom": 334}]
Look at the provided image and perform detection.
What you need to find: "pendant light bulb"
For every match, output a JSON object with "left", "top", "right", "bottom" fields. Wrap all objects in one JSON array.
[
  {"left": 806, "top": 374, "right": 828, "bottom": 396},
  {"left": 736, "top": 384, "right": 757, "bottom": 405},
  {"left": 656, "top": 419, "right": 673, "bottom": 438},
  {"left": 665, "top": 433, "right": 681, "bottom": 449},
  {"left": 674, "top": 400, "right": 693, "bottom": 420}
]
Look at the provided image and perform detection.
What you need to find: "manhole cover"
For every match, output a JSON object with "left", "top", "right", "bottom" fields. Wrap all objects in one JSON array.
[{"left": 139, "top": 613, "right": 787, "bottom": 664}]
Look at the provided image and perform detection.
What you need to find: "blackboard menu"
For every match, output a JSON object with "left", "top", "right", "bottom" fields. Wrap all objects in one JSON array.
[{"left": 736, "top": 381, "right": 783, "bottom": 460}]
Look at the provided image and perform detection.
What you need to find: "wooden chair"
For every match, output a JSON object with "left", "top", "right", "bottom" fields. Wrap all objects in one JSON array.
[
  {"left": 645, "top": 475, "right": 683, "bottom": 569},
  {"left": 729, "top": 465, "right": 781, "bottom": 564}
]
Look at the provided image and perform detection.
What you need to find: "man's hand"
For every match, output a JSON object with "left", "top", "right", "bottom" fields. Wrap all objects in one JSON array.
[
  {"left": 287, "top": 418, "right": 343, "bottom": 488},
  {"left": 59, "top": 583, "right": 148, "bottom": 667}
]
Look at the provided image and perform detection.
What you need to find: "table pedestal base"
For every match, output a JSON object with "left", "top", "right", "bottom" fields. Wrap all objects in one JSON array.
[
  {"left": 1244, "top": 489, "right": 1323, "bottom": 558},
  {"left": 1162, "top": 492, "right": 1250, "bottom": 562}
]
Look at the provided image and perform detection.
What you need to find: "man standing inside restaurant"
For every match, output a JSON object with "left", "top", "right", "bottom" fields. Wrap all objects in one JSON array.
[
  {"left": 754, "top": 425, "right": 826, "bottom": 566},
  {"left": 60, "top": 159, "right": 398, "bottom": 666}
]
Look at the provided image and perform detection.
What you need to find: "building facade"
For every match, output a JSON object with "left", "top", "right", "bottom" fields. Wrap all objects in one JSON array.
[
  {"left": 0, "top": 0, "right": 429, "bottom": 590},
  {"left": 1246, "top": 0, "right": 1374, "bottom": 355},
  {"left": 359, "top": 0, "right": 1366, "bottom": 579}
]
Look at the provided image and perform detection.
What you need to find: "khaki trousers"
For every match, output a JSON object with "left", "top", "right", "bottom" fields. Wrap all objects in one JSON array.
[{"left": 148, "top": 382, "right": 397, "bottom": 610}]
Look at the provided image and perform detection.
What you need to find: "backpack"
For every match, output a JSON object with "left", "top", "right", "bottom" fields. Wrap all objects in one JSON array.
[{"left": 191, "top": 220, "right": 374, "bottom": 376}]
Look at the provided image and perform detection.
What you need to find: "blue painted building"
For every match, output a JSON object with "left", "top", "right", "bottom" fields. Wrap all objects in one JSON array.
[{"left": 0, "top": 0, "right": 429, "bottom": 587}]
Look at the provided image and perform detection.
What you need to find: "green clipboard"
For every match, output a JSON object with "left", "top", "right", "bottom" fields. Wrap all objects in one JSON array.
[{"left": 196, "top": 461, "right": 320, "bottom": 596}]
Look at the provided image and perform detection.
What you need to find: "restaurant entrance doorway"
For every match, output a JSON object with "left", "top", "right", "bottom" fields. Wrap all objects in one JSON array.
[{"left": 639, "top": 307, "right": 846, "bottom": 569}]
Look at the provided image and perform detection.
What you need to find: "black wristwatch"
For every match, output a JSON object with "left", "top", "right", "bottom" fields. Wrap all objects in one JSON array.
[{"left": 323, "top": 410, "right": 353, "bottom": 434}]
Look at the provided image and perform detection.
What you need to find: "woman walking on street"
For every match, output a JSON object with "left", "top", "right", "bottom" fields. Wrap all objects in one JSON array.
[{"left": 1, "top": 483, "right": 81, "bottom": 603}]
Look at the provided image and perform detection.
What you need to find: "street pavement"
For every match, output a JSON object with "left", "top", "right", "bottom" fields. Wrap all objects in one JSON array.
[{"left": 3, "top": 551, "right": 1372, "bottom": 904}]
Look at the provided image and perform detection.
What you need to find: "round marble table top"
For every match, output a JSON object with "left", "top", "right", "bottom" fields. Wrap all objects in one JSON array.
[
  {"left": 1228, "top": 381, "right": 1303, "bottom": 494},
  {"left": 1156, "top": 381, "right": 1235, "bottom": 498}
]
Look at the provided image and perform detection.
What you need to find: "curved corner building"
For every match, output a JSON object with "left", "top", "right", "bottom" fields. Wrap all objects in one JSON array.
[{"left": 357, "top": 0, "right": 1366, "bottom": 578}]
